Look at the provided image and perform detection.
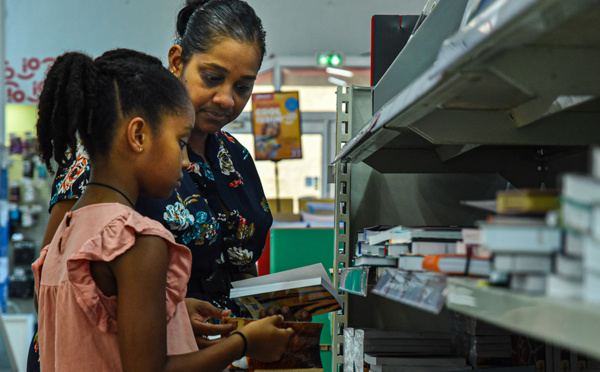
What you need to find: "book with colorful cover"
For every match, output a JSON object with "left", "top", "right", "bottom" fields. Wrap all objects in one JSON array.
[
  {"left": 223, "top": 317, "right": 323, "bottom": 372},
  {"left": 230, "top": 263, "right": 342, "bottom": 319},
  {"left": 422, "top": 254, "right": 491, "bottom": 277}
]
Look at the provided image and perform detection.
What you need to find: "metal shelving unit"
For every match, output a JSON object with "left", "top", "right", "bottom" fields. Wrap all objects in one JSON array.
[
  {"left": 447, "top": 278, "right": 600, "bottom": 360},
  {"left": 332, "top": 0, "right": 600, "bottom": 370},
  {"left": 336, "top": 0, "right": 600, "bottom": 177}
]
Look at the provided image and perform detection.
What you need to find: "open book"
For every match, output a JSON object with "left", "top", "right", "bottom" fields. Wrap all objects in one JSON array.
[{"left": 230, "top": 263, "right": 342, "bottom": 319}]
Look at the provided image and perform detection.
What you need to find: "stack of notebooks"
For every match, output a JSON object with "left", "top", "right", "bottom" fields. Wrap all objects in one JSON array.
[
  {"left": 345, "top": 327, "right": 468, "bottom": 371},
  {"left": 477, "top": 190, "right": 562, "bottom": 294},
  {"left": 355, "top": 225, "right": 464, "bottom": 270},
  {"left": 557, "top": 146, "right": 600, "bottom": 303},
  {"left": 364, "top": 353, "right": 469, "bottom": 372},
  {"left": 454, "top": 318, "right": 517, "bottom": 369}
]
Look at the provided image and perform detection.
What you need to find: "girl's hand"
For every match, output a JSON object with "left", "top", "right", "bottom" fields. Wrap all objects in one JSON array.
[
  {"left": 184, "top": 298, "right": 237, "bottom": 348},
  {"left": 241, "top": 315, "right": 294, "bottom": 362}
]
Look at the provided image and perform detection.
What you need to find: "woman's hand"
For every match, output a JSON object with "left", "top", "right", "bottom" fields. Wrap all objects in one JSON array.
[
  {"left": 258, "top": 306, "right": 313, "bottom": 322},
  {"left": 184, "top": 298, "right": 237, "bottom": 348}
]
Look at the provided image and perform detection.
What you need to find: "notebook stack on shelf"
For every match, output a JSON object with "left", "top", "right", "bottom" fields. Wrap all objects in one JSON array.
[
  {"left": 357, "top": 328, "right": 454, "bottom": 355},
  {"left": 364, "top": 353, "right": 469, "bottom": 372},
  {"left": 557, "top": 147, "right": 600, "bottom": 303},
  {"left": 356, "top": 225, "right": 463, "bottom": 271},
  {"left": 355, "top": 227, "right": 399, "bottom": 268},
  {"left": 454, "top": 318, "right": 517, "bottom": 369},
  {"left": 477, "top": 189, "right": 562, "bottom": 294},
  {"left": 346, "top": 328, "right": 464, "bottom": 371}
]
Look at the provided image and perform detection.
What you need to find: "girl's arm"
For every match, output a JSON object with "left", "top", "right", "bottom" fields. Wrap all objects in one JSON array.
[{"left": 111, "top": 235, "right": 293, "bottom": 372}]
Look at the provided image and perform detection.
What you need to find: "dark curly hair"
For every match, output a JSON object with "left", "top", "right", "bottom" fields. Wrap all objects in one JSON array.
[
  {"left": 176, "top": 0, "right": 266, "bottom": 65},
  {"left": 36, "top": 48, "right": 190, "bottom": 173}
]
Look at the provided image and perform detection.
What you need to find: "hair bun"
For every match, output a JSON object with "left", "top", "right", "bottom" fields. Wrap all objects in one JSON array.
[{"left": 176, "top": 0, "right": 211, "bottom": 38}]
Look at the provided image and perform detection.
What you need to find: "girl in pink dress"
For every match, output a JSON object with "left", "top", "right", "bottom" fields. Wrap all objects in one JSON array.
[{"left": 33, "top": 48, "right": 293, "bottom": 372}]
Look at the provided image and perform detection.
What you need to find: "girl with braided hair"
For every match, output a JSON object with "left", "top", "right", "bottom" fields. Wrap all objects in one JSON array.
[{"left": 32, "top": 48, "right": 293, "bottom": 372}]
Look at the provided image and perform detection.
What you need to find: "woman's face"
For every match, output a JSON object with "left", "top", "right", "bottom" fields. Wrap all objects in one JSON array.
[{"left": 170, "top": 38, "right": 262, "bottom": 135}]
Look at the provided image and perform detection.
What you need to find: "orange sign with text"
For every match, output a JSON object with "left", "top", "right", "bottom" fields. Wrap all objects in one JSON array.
[{"left": 252, "top": 91, "right": 302, "bottom": 161}]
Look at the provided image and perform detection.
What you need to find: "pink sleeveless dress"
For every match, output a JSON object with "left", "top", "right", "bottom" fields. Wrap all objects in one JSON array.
[{"left": 32, "top": 203, "right": 198, "bottom": 371}]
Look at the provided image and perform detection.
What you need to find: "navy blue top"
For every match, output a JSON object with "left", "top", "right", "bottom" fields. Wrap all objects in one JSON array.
[{"left": 50, "top": 131, "right": 273, "bottom": 311}]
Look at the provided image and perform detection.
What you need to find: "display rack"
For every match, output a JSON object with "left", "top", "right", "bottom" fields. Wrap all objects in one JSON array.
[
  {"left": 446, "top": 278, "right": 600, "bottom": 360},
  {"left": 335, "top": 0, "right": 599, "bottom": 177},
  {"left": 332, "top": 0, "right": 600, "bottom": 370}
]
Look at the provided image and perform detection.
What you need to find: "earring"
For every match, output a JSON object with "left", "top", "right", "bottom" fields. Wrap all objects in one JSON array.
[
  {"left": 139, "top": 147, "right": 143, "bottom": 152},
  {"left": 170, "top": 69, "right": 175, "bottom": 74}
]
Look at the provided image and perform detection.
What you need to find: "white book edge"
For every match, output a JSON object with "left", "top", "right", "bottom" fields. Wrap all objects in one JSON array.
[{"left": 231, "top": 263, "right": 332, "bottom": 289}]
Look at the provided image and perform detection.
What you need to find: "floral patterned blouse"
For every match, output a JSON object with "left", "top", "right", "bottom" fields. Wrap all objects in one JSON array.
[{"left": 49, "top": 131, "right": 273, "bottom": 311}]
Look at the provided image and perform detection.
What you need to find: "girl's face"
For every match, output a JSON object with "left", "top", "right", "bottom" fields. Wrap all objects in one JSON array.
[
  {"left": 170, "top": 38, "right": 262, "bottom": 135},
  {"left": 141, "top": 106, "right": 194, "bottom": 199}
]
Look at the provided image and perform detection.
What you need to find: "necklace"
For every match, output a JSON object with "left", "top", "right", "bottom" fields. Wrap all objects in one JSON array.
[{"left": 86, "top": 182, "right": 135, "bottom": 208}]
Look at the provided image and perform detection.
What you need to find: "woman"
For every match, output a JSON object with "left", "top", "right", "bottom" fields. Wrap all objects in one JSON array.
[{"left": 29, "top": 1, "right": 306, "bottom": 370}]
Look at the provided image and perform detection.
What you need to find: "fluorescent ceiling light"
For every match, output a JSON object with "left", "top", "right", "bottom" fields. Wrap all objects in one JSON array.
[
  {"left": 326, "top": 67, "right": 354, "bottom": 78},
  {"left": 327, "top": 76, "right": 348, "bottom": 86}
]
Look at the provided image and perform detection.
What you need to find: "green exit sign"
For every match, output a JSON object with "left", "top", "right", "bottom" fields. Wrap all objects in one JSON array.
[{"left": 317, "top": 53, "right": 343, "bottom": 67}]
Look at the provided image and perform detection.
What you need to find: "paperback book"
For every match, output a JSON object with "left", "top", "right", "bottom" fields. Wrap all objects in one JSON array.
[
  {"left": 495, "top": 189, "right": 558, "bottom": 215},
  {"left": 479, "top": 223, "right": 562, "bottom": 254},
  {"left": 411, "top": 241, "right": 457, "bottom": 255},
  {"left": 422, "top": 254, "right": 491, "bottom": 277},
  {"left": 230, "top": 263, "right": 342, "bottom": 319},
  {"left": 492, "top": 254, "right": 552, "bottom": 274},
  {"left": 364, "top": 353, "right": 467, "bottom": 367},
  {"left": 388, "top": 227, "right": 463, "bottom": 245},
  {"left": 396, "top": 255, "right": 425, "bottom": 272},
  {"left": 354, "top": 256, "right": 398, "bottom": 267}
]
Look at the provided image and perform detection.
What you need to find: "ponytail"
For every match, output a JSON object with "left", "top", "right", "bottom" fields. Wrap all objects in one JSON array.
[{"left": 36, "top": 52, "right": 99, "bottom": 172}]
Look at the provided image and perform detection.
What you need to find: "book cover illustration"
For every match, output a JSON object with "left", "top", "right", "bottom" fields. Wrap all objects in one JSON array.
[
  {"left": 223, "top": 317, "right": 323, "bottom": 372},
  {"left": 230, "top": 264, "right": 342, "bottom": 319}
]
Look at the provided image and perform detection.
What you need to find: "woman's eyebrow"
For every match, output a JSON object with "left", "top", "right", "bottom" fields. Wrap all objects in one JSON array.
[{"left": 202, "top": 62, "right": 257, "bottom": 81}]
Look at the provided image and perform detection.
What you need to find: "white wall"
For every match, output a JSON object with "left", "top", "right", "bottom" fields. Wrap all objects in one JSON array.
[
  {"left": 6, "top": 0, "right": 428, "bottom": 60},
  {"left": 4, "top": 0, "right": 427, "bottom": 103}
]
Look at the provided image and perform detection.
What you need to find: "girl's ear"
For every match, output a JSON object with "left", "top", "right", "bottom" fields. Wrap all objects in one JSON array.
[
  {"left": 168, "top": 45, "right": 183, "bottom": 78},
  {"left": 126, "top": 117, "right": 149, "bottom": 154}
]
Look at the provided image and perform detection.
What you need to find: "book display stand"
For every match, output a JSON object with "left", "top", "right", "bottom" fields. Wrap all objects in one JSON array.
[{"left": 332, "top": 0, "right": 600, "bottom": 370}]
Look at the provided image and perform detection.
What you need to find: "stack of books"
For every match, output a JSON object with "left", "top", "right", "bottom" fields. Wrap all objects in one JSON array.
[
  {"left": 557, "top": 147, "right": 600, "bottom": 303},
  {"left": 346, "top": 327, "right": 462, "bottom": 372},
  {"left": 454, "top": 318, "right": 516, "bottom": 369},
  {"left": 356, "top": 225, "right": 463, "bottom": 270},
  {"left": 477, "top": 188, "right": 562, "bottom": 294},
  {"left": 364, "top": 353, "right": 469, "bottom": 372}
]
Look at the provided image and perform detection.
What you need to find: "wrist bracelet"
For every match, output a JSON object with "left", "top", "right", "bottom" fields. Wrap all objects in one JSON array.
[{"left": 231, "top": 331, "right": 247, "bottom": 359}]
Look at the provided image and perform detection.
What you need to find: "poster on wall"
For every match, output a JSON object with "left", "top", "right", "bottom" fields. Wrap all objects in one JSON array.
[{"left": 252, "top": 91, "right": 302, "bottom": 161}]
